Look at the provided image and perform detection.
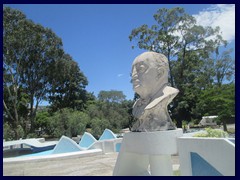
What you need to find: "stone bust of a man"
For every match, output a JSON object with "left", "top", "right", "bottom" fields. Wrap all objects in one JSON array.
[{"left": 131, "top": 51, "right": 179, "bottom": 132}]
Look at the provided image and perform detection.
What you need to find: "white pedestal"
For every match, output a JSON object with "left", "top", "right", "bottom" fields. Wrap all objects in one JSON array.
[{"left": 113, "top": 128, "right": 183, "bottom": 176}]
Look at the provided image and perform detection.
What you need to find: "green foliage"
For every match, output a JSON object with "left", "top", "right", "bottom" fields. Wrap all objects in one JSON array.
[
  {"left": 196, "top": 84, "right": 235, "bottom": 131},
  {"left": 69, "top": 111, "right": 90, "bottom": 137},
  {"left": 90, "top": 118, "right": 111, "bottom": 139},
  {"left": 3, "top": 8, "right": 133, "bottom": 140},
  {"left": 35, "top": 111, "right": 52, "bottom": 136},
  {"left": 3, "top": 85, "right": 29, "bottom": 139},
  {"left": 3, "top": 123, "right": 25, "bottom": 140},
  {"left": 86, "top": 92, "right": 133, "bottom": 132},
  {"left": 3, "top": 7, "right": 90, "bottom": 139},
  {"left": 26, "top": 133, "right": 38, "bottom": 138},
  {"left": 214, "top": 49, "right": 235, "bottom": 86},
  {"left": 3, "top": 7, "right": 65, "bottom": 137},
  {"left": 98, "top": 90, "right": 126, "bottom": 103},
  {"left": 85, "top": 94, "right": 133, "bottom": 137},
  {"left": 193, "top": 127, "right": 228, "bottom": 138},
  {"left": 48, "top": 108, "right": 89, "bottom": 138},
  {"left": 16, "top": 125, "right": 25, "bottom": 138},
  {"left": 3, "top": 122, "right": 15, "bottom": 141},
  {"left": 48, "top": 54, "right": 88, "bottom": 112},
  {"left": 182, "top": 120, "right": 188, "bottom": 130}
]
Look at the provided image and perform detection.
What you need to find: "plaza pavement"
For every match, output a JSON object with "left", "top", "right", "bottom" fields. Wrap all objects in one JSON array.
[{"left": 3, "top": 152, "right": 179, "bottom": 176}]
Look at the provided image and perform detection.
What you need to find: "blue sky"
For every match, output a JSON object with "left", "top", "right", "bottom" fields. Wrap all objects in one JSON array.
[{"left": 4, "top": 4, "right": 235, "bottom": 103}]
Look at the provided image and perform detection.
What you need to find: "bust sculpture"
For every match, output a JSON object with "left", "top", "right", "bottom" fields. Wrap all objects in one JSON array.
[{"left": 131, "top": 51, "right": 179, "bottom": 132}]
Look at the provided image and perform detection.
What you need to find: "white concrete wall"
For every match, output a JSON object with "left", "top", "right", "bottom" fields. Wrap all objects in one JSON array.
[
  {"left": 90, "top": 138, "right": 122, "bottom": 153},
  {"left": 113, "top": 129, "right": 183, "bottom": 176},
  {"left": 3, "top": 149, "right": 103, "bottom": 163},
  {"left": 177, "top": 137, "right": 235, "bottom": 176}
]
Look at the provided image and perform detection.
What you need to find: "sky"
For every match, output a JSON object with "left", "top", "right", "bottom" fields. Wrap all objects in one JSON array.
[{"left": 4, "top": 4, "right": 235, "bottom": 104}]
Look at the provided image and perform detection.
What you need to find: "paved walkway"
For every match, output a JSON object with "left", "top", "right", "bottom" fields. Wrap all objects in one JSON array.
[{"left": 3, "top": 152, "right": 179, "bottom": 176}]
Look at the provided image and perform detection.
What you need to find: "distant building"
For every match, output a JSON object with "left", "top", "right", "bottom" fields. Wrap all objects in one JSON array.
[{"left": 199, "top": 116, "right": 218, "bottom": 126}]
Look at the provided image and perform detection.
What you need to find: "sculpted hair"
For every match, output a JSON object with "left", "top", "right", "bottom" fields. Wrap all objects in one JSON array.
[{"left": 152, "top": 52, "right": 169, "bottom": 72}]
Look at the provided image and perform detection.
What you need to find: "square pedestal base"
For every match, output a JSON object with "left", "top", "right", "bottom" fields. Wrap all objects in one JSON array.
[{"left": 113, "top": 129, "right": 183, "bottom": 176}]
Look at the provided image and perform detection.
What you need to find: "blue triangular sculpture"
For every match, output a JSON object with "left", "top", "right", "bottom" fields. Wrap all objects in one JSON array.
[{"left": 191, "top": 152, "right": 223, "bottom": 176}]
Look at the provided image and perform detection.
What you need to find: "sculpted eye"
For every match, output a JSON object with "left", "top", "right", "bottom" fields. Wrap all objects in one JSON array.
[{"left": 138, "top": 64, "right": 147, "bottom": 73}]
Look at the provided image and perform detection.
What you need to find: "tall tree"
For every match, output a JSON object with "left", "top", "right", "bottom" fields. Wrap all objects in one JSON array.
[
  {"left": 48, "top": 54, "right": 88, "bottom": 112},
  {"left": 196, "top": 84, "right": 235, "bottom": 131},
  {"left": 98, "top": 90, "right": 126, "bottom": 103},
  {"left": 213, "top": 48, "right": 235, "bottom": 87},
  {"left": 3, "top": 7, "right": 64, "bottom": 136},
  {"left": 3, "top": 7, "right": 27, "bottom": 139},
  {"left": 129, "top": 7, "right": 185, "bottom": 87}
]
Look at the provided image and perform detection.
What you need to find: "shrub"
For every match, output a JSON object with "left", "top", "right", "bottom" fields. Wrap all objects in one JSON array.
[
  {"left": 3, "top": 123, "right": 25, "bottom": 140},
  {"left": 193, "top": 127, "right": 228, "bottom": 138},
  {"left": 90, "top": 117, "right": 111, "bottom": 139},
  {"left": 35, "top": 111, "right": 51, "bottom": 136},
  {"left": 26, "top": 133, "right": 38, "bottom": 138},
  {"left": 16, "top": 125, "right": 25, "bottom": 138},
  {"left": 48, "top": 108, "right": 89, "bottom": 138}
]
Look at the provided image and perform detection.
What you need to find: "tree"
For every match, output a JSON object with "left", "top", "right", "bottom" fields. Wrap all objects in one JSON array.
[
  {"left": 3, "top": 85, "right": 29, "bottom": 138},
  {"left": 129, "top": 7, "right": 227, "bottom": 128},
  {"left": 90, "top": 117, "right": 111, "bottom": 139},
  {"left": 85, "top": 91, "right": 132, "bottom": 134},
  {"left": 129, "top": 7, "right": 185, "bottom": 87},
  {"left": 48, "top": 108, "right": 89, "bottom": 138},
  {"left": 98, "top": 90, "right": 126, "bottom": 103},
  {"left": 3, "top": 7, "right": 64, "bottom": 136},
  {"left": 3, "top": 7, "right": 28, "bottom": 139},
  {"left": 97, "top": 90, "right": 129, "bottom": 131},
  {"left": 196, "top": 84, "right": 235, "bottom": 131},
  {"left": 48, "top": 53, "right": 88, "bottom": 112},
  {"left": 213, "top": 48, "right": 235, "bottom": 87},
  {"left": 35, "top": 111, "right": 52, "bottom": 136}
]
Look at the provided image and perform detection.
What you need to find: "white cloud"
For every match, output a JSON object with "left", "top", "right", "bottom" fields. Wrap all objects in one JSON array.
[
  {"left": 193, "top": 4, "right": 235, "bottom": 43},
  {"left": 117, "top": 74, "right": 124, "bottom": 77}
]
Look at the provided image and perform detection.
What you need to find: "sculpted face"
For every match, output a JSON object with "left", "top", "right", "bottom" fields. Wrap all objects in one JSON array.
[{"left": 131, "top": 52, "right": 168, "bottom": 99}]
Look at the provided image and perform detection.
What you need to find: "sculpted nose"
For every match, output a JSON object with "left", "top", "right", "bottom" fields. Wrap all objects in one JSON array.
[
  {"left": 131, "top": 66, "right": 138, "bottom": 84},
  {"left": 132, "top": 66, "right": 138, "bottom": 78}
]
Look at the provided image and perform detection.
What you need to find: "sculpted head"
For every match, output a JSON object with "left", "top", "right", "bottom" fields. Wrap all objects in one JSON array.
[{"left": 131, "top": 52, "right": 169, "bottom": 99}]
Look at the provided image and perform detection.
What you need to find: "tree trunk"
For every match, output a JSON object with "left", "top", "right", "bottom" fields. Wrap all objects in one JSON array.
[
  {"left": 222, "top": 119, "right": 228, "bottom": 132},
  {"left": 29, "top": 94, "right": 35, "bottom": 133},
  {"left": 4, "top": 76, "right": 20, "bottom": 140},
  {"left": 167, "top": 52, "right": 174, "bottom": 87}
]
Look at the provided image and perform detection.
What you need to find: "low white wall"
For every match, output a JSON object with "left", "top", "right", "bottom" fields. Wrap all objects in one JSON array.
[
  {"left": 113, "top": 129, "right": 183, "bottom": 176},
  {"left": 91, "top": 138, "right": 122, "bottom": 153},
  {"left": 177, "top": 137, "right": 235, "bottom": 176}
]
